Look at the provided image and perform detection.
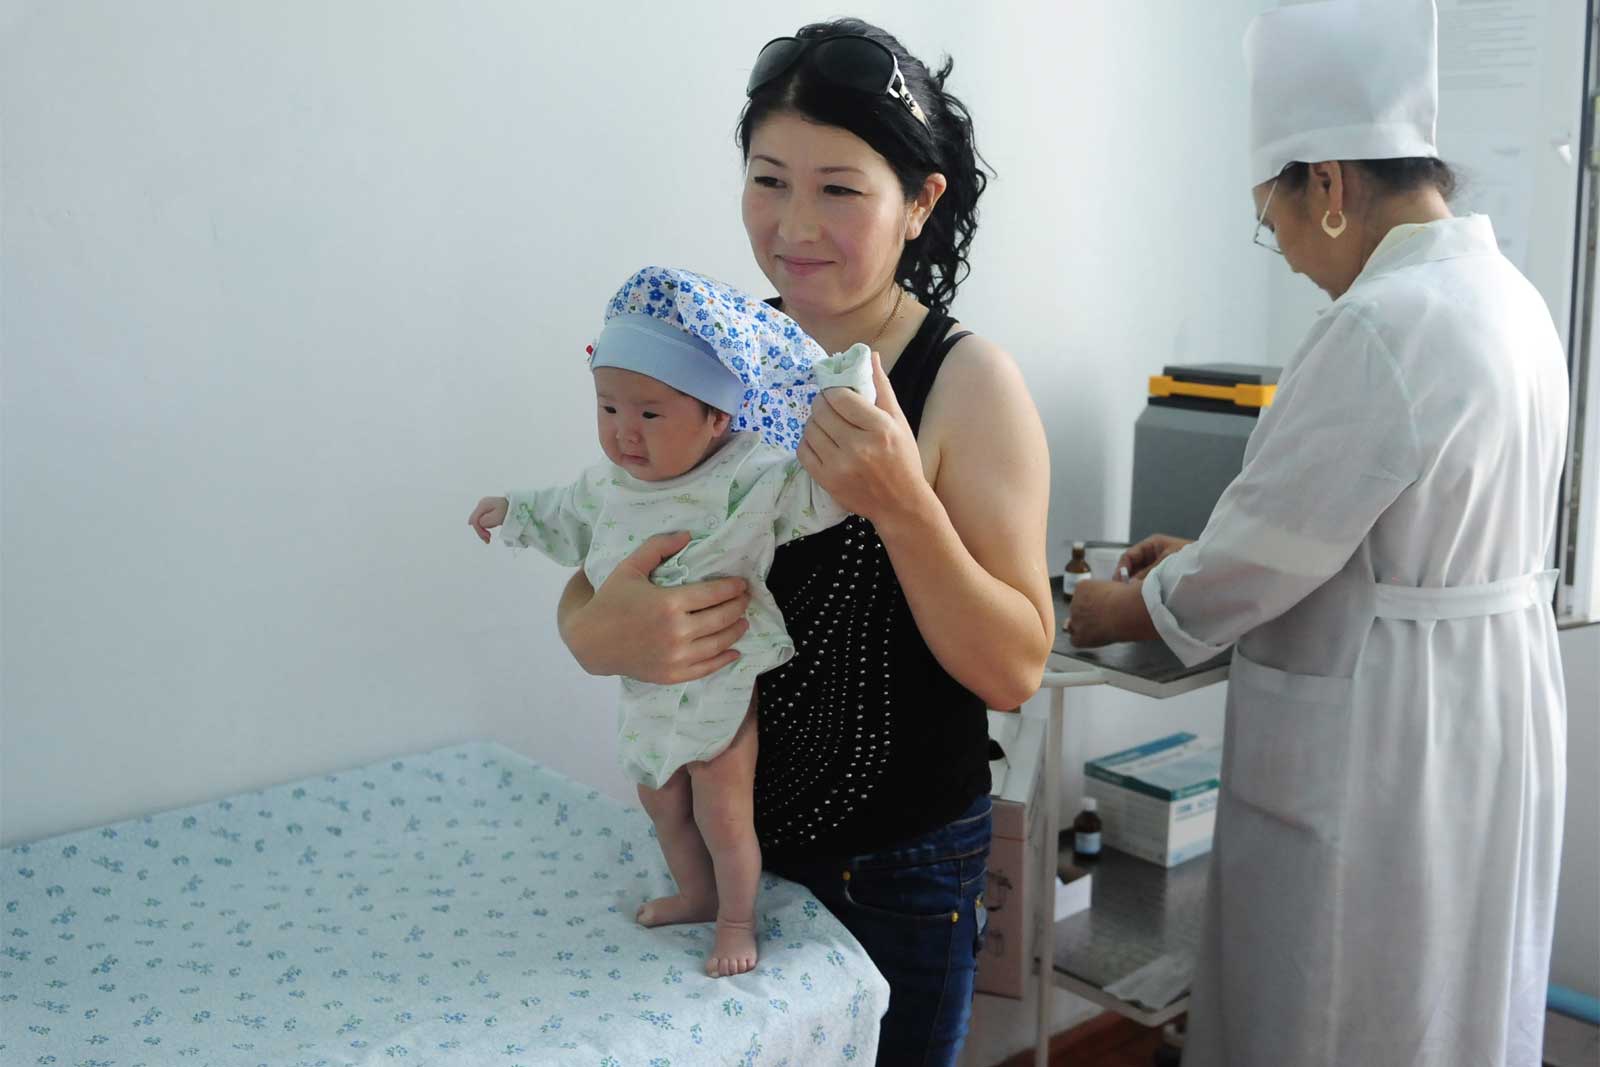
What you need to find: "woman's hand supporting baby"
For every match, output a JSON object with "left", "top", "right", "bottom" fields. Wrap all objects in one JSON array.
[{"left": 559, "top": 532, "right": 751, "bottom": 685}]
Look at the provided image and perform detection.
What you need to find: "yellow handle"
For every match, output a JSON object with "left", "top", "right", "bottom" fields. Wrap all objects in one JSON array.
[{"left": 1149, "top": 375, "right": 1276, "bottom": 408}]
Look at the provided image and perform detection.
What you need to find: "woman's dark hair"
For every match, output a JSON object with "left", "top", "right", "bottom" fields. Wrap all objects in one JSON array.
[
  {"left": 1278, "top": 157, "right": 1458, "bottom": 201},
  {"left": 736, "top": 18, "right": 989, "bottom": 314}
]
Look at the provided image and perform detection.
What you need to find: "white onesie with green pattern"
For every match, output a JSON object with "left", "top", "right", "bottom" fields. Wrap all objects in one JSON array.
[{"left": 502, "top": 432, "right": 849, "bottom": 789}]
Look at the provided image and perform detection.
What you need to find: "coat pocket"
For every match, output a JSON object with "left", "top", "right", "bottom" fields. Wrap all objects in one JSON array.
[{"left": 1224, "top": 648, "right": 1354, "bottom": 843}]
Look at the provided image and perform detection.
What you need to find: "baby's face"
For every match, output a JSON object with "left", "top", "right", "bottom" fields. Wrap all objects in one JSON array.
[{"left": 593, "top": 368, "right": 731, "bottom": 481}]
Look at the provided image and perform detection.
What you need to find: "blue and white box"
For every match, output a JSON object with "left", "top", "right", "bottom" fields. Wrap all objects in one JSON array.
[{"left": 1085, "top": 732, "right": 1221, "bottom": 867}]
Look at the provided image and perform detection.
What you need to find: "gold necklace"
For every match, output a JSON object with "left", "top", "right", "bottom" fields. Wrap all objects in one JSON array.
[{"left": 868, "top": 285, "right": 905, "bottom": 348}]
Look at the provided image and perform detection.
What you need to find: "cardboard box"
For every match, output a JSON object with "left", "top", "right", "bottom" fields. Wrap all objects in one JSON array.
[
  {"left": 1084, "top": 732, "right": 1221, "bottom": 868},
  {"left": 976, "top": 711, "right": 1090, "bottom": 998}
]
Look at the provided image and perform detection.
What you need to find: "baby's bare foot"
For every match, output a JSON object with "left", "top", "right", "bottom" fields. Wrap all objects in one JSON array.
[
  {"left": 705, "top": 916, "right": 758, "bottom": 977},
  {"left": 636, "top": 894, "right": 716, "bottom": 928}
]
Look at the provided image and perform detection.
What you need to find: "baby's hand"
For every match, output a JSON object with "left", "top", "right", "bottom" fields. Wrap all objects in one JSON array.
[{"left": 469, "top": 496, "right": 509, "bottom": 543}]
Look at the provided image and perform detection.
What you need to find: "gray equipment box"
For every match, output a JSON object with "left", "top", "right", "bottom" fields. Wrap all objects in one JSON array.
[{"left": 1129, "top": 363, "right": 1281, "bottom": 542}]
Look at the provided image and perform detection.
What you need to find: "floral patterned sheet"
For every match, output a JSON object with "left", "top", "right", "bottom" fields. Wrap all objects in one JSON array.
[{"left": 1, "top": 741, "right": 887, "bottom": 1066}]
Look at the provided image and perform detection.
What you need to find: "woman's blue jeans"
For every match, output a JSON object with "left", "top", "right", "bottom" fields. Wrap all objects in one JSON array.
[{"left": 766, "top": 794, "right": 992, "bottom": 1067}]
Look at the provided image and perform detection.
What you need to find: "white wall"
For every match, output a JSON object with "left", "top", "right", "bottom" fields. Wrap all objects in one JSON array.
[
  {"left": 993, "top": 0, "right": 1271, "bottom": 936},
  {"left": 0, "top": 0, "right": 1271, "bottom": 844},
  {"left": 1, "top": 0, "right": 796, "bottom": 845},
  {"left": 3, "top": 1, "right": 1271, "bottom": 1062},
  {"left": 957, "top": 5, "right": 1275, "bottom": 1056}
]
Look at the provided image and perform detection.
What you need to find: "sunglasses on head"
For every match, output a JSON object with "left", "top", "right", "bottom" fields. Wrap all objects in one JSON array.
[{"left": 746, "top": 34, "right": 932, "bottom": 130}]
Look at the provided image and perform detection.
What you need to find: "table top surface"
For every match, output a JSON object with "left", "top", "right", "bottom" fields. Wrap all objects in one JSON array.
[{"left": 1049, "top": 578, "right": 1231, "bottom": 698}]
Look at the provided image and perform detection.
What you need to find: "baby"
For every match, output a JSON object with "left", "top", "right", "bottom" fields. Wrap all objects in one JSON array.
[{"left": 469, "top": 266, "right": 871, "bottom": 977}]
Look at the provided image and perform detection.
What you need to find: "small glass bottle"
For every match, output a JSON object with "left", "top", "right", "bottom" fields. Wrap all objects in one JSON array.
[
  {"left": 1062, "top": 542, "right": 1091, "bottom": 599},
  {"left": 1072, "top": 797, "right": 1103, "bottom": 863}
]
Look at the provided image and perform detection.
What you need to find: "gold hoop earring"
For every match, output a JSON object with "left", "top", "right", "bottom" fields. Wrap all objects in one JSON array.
[{"left": 1322, "top": 210, "right": 1347, "bottom": 239}]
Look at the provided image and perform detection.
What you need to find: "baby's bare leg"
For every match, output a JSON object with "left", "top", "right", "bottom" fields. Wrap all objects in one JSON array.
[
  {"left": 634, "top": 767, "right": 718, "bottom": 927},
  {"left": 688, "top": 699, "right": 761, "bottom": 978}
]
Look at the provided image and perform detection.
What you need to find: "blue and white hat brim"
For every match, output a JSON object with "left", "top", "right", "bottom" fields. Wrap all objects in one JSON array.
[{"left": 589, "top": 313, "right": 747, "bottom": 415}]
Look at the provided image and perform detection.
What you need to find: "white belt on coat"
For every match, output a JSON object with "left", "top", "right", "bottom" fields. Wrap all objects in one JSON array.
[{"left": 1373, "top": 569, "right": 1560, "bottom": 621}]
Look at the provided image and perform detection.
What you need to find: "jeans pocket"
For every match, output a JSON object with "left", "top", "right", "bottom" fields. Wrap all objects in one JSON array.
[{"left": 842, "top": 857, "right": 964, "bottom": 923}]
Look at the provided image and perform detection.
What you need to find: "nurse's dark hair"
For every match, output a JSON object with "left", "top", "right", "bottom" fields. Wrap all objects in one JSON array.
[
  {"left": 1278, "top": 158, "right": 1459, "bottom": 200},
  {"left": 736, "top": 18, "right": 989, "bottom": 314}
]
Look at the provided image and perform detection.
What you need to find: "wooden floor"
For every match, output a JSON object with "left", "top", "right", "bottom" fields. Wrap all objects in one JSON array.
[{"left": 992, "top": 1012, "right": 1179, "bottom": 1067}]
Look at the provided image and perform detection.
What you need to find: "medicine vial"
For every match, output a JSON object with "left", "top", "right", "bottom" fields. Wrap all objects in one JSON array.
[
  {"left": 1072, "top": 797, "right": 1103, "bottom": 862},
  {"left": 1063, "top": 541, "right": 1091, "bottom": 599}
]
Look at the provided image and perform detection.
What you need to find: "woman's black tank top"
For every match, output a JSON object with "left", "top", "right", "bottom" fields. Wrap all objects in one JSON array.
[{"left": 754, "top": 307, "right": 992, "bottom": 860}]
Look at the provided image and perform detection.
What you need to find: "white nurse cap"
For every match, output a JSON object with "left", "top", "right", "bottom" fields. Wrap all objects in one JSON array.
[{"left": 1245, "top": 0, "right": 1439, "bottom": 185}]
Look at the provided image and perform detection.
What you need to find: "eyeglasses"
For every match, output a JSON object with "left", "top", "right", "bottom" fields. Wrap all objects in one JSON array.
[
  {"left": 1253, "top": 177, "right": 1283, "bottom": 255},
  {"left": 747, "top": 35, "right": 932, "bottom": 130}
]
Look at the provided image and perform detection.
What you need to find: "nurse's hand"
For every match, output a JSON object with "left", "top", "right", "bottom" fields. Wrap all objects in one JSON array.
[
  {"left": 559, "top": 532, "right": 751, "bottom": 685},
  {"left": 1066, "top": 579, "right": 1157, "bottom": 648},
  {"left": 1118, "top": 534, "right": 1193, "bottom": 580},
  {"left": 799, "top": 350, "right": 927, "bottom": 525}
]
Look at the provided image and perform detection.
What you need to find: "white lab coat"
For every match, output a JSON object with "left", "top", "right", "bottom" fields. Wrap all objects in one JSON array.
[{"left": 1143, "top": 215, "right": 1569, "bottom": 1067}]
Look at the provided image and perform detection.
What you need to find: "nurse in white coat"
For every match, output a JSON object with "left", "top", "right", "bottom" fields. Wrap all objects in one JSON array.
[{"left": 1066, "top": 2, "right": 1569, "bottom": 1064}]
